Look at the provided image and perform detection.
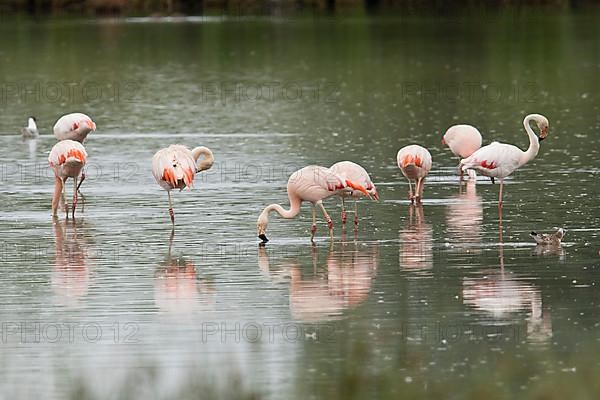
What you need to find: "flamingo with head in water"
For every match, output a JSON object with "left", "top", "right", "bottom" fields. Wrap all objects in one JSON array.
[
  {"left": 442, "top": 124, "right": 482, "bottom": 180},
  {"left": 257, "top": 165, "right": 369, "bottom": 244},
  {"left": 21, "top": 116, "right": 39, "bottom": 139},
  {"left": 397, "top": 145, "right": 432, "bottom": 204},
  {"left": 459, "top": 114, "right": 549, "bottom": 207},
  {"left": 48, "top": 140, "right": 87, "bottom": 218},
  {"left": 152, "top": 145, "right": 215, "bottom": 224},
  {"left": 329, "top": 161, "right": 378, "bottom": 226},
  {"left": 53, "top": 113, "right": 97, "bottom": 193}
]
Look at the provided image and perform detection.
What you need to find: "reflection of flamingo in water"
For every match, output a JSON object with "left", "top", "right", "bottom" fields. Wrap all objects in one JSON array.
[
  {"left": 399, "top": 204, "right": 433, "bottom": 272},
  {"left": 154, "top": 230, "right": 215, "bottom": 314},
  {"left": 446, "top": 180, "right": 483, "bottom": 249},
  {"left": 258, "top": 243, "right": 378, "bottom": 322},
  {"left": 51, "top": 217, "right": 93, "bottom": 306},
  {"left": 462, "top": 233, "right": 552, "bottom": 343}
]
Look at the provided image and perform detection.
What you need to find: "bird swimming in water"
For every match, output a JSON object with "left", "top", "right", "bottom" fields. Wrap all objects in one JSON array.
[
  {"left": 21, "top": 116, "right": 39, "bottom": 138},
  {"left": 530, "top": 228, "right": 565, "bottom": 245}
]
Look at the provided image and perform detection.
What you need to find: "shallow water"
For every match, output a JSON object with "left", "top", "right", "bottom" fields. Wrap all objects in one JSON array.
[{"left": 1, "top": 7, "right": 600, "bottom": 399}]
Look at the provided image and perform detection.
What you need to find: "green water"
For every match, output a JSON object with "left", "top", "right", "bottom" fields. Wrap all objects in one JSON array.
[{"left": 0, "top": 7, "right": 600, "bottom": 399}]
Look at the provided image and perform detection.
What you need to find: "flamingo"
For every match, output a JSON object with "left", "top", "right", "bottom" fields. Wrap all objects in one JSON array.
[
  {"left": 53, "top": 112, "right": 97, "bottom": 193},
  {"left": 442, "top": 124, "right": 482, "bottom": 180},
  {"left": 530, "top": 228, "right": 565, "bottom": 246},
  {"left": 151, "top": 145, "right": 215, "bottom": 224},
  {"left": 21, "top": 116, "right": 39, "bottom": 138},
  {"left": 329, "top": 161, "right": 378, "bottom": 226},
  {"left": 48, "top": 140, "right": 87, "bottom": 218},
  {"left": 256, "top": 165, "right": 369, "bottom": 244},
  {"left": 459, "top": 114, "right": 549, "bottom": 207},
  {"left": 396, "top": 145, "right": 432, "bottom": 203}
]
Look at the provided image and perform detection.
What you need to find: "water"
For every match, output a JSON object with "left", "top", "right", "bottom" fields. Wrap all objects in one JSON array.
[{"left": 1, "top": 8, "right": 600, "bottom": 399}]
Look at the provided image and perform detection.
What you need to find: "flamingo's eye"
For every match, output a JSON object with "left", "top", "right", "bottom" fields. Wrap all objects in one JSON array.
[
  {"left": 172, "top": 164, "right": 177, "bottom": 168},
  {"left": 72, "top": 123, "right": 79, "bottom": 130}
]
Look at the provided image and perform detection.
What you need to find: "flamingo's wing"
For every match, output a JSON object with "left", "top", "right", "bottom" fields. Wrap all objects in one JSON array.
[
  {"left": 48, "top": 140, "right": 87, "bottom": 166},
  {"left": 461, "top": 142, "right": 521, "bottom": 176}
]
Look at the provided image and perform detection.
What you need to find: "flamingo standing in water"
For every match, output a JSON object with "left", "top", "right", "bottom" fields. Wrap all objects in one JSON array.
[
  {"left": 257, "top": 165, "right": 369, "bottom": 244},
  {"left": 442, "top": 124, "right": 482, "bottom": 180},
  {"left": 459, "top": 114, "right": 549, "bottom": 207},
  {"left": 397, "top": 145, "right": 432, "bottom": 203},
  {"left": 152, "top": 145, "right": 215, "bottom": 224},
  {"left": 329, "top": 161, "right": 378, "bottom": 226},
  {"left": 53, "top": 113, "right": 97, "bottom": 193},
  {"left": 48, "top": 140, "right": 87, "bottom": 218}
]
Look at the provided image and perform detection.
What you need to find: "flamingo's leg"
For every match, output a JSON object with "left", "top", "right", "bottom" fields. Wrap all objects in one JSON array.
[
  {"left": 498, "top": 178, "right": 504, "bottom": 208},
  {"left": 408, "top": 180, "right": 414, "bottom": 203},
  {"left": 341, "top": 197, "right": 347, "bottom": 225},
  {"left": 168, "top": 191, "right": 175, "bottom": 224},
  {"left": 354, "top": 200, "right": 359, "bottom": 227},
  {"left": 415, "top": 178, "right": 422, "bottom": 203},
  {"left": 62, "top": 178, "right": 69, "bottom": 218},
  {"left": 72, "top": 176, "right": 78, "bottom": 219},
  {"left": 317, "top": 201, "right": 334, "bottom": 240},
  {"left": 311, "top": 204, "right": 317, "bottom": 243},
  {"left": 51, "top": 177, "right": 63, "bottom": 217},
  {"left": 76, "top": 172, "right": 85, "bottom": 194},
  {"left": 418, "top": 177, "right": 425, "bottom": 201}
]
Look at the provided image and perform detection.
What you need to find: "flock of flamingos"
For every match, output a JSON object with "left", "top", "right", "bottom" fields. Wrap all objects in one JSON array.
[{"left": 32, "top": 111, "right": 560, "bottom": 245}]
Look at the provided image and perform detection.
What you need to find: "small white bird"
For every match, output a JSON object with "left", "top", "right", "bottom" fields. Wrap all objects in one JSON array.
[
  {"left": 21, "top": 116, "right": 39, "bottom": 138},
  {"left": 152, "top": 145, "right": 215, "bottom": 224},
  {"left": 459, "top": 114, "right": 549, "bottom": 206},
  {"left": 48, "top": 140, "right": 87, "bottom": 218},
  {"left": 397, "top": 145, "right": 433, "bottom": 203},
  {"left": 530, "top": 228, "right": 565, "bottom": 245}
]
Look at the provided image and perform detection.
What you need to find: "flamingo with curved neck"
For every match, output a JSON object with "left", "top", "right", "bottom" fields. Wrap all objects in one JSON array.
[
  {"left": 257, "top": 165, "right": 369, "bottom": 244},
  {"left": 152, "top": 144, "right": 215, "bottom": 224},
  {"left": 459, "top": 114, "right": 549, "bottom": 206}
]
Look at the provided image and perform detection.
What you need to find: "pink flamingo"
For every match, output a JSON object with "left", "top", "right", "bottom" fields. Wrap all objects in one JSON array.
[
  {"left": 151, "top": 145, "right": 215, "bottom": 224},
  {"left": 48, "top": 140, "right": 87, "bottom": 218},
  {"left": 442, "top": 124, "right": 482, "bottom": 180},
  {"left": 330, "top": 161, "right": 378, "bottom": 226},
  {"left": 397, "top": 145, "right": 432, "bottom": 203},
  {"left": 459, "top": 114, "right": 549, "bottom": 207},
  {"left": 257, "top": 165, "right": 369, "bottom": 243},
  {"left": 53, "top": 113, "right": 97, "bottom": 193}
]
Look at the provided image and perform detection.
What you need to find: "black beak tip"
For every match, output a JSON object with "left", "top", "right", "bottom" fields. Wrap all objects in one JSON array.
[
  {"left": 538, "top": 136, "right": 545, "bottom": 142},
  {"left": 530, "top": 231, "right": 537, "bottom": 236},
  {"left": 258, "top": 234, "right": 269, "bottom": 243}
]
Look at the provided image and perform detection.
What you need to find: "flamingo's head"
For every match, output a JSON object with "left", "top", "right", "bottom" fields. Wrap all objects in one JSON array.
[
  {"left": 556, "top": 228, "right": 566, "bottom": 240},
  {"left": 535, "top": 115, "right": 549, "bottom": 142},
  {"left": 74, "top": 118, "right": 96, "bottom": 133},
  {"left": 370, "top": 188, "right": 379, "bottom": 201},
  {"left": 257, "top": 211, "right": 269, "bottom": 244},
  {"left": 441, "top": 136, "right": 447, "bottom": 146}
]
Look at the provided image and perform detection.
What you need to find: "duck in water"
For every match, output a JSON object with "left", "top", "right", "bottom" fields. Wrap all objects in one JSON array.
[{"left": 530, "top": 228, "right": 565, "bottom": 246}]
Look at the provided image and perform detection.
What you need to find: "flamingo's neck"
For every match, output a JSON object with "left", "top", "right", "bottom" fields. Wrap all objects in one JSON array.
[
  {"left": 263, "top": 194, "right": 302, "bottom": 220},
  {"left": 28, "top": 118, "right": 37, "bottom": 130},
  {"left": 520, "top": 115, "right": 540, "bottom": 166},
  {"left": 191, "top": 146, "right": 215, "bottom": 172}
]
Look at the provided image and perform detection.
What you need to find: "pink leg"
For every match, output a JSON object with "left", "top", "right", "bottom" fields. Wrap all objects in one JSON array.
[
  {"left": 72, "top": 176, "right": 78, "bottom": 219},
  {"left": 341, "top": 197, "right": 347, "bottom": 224},
  {"left": 408, "top": 180, "right": 414, "bottom": 203},
  {"left": 311, "top": 204, "right": 317, "bottom": 242},
  {"left": 498, "top": 178, "right": 504, "bottom": 207},
  {"left": 51, "top": 177, "right": 63, "bottom": 217},
  {"left": 168, "top": 191, "right": 175, "bottom": 224},
  {"left": 317, "top": 201, "right": 334, "bottom": 240},
  {"left": 354, "top": 201, "right": 359, "bottom": 227}
]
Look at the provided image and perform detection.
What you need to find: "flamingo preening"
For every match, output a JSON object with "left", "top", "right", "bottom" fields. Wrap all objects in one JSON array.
[
  {"left": 397, "top": 145, "right": 432, "bottom": 203},
  {"left": 53, "top": 113, "right": 97, "bottom": 193},
  {"left": 151, "top": 145, "right": 215, "bottom": 224},
  {"left": 257, "top": 165, "right": 369, "bottom": 244},
  {"left": 21, "top": 116, "right": 39, "bottom": 138},
  {"left": 459, "top": 114, "right": 549, "bottom": 207},
  {"left": 48, "top": 140, "right": 87, "bottom": 218},
  {"left": 442, "top": 124, "right": 482, "bottom": 180},
  {"left": 329, "top": 161, "right": 378, "bottom": 226}
]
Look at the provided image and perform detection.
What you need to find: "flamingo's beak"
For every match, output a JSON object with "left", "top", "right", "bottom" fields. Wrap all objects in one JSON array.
[
  {"left": 258, "top": 234, "right": 269, "bottom": 244},
  {"left": 539, "top": 126, "right": 548, "bottom": 142},
  {"left": 372, "top": 190, "right": 379, "bottom": 202},
  {"left": 87, "top": 120, "right": 96, "bottom": 131},
  {"left": 345, "top": 180, "right": 369, "bottom": 197}
]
